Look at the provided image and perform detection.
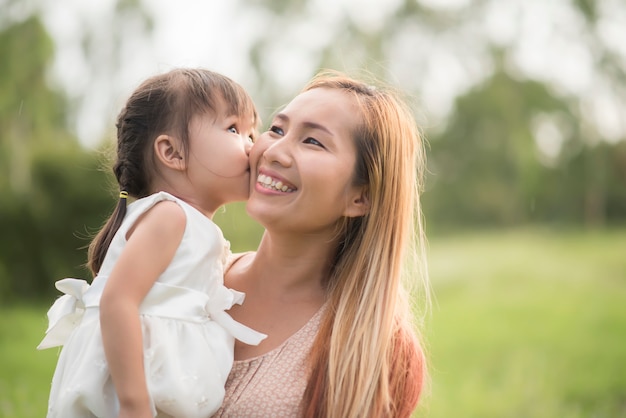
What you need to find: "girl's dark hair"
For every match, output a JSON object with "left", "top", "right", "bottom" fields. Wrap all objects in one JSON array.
[{"left": 87, "top": 68, "right": 259, "bottom": 276}]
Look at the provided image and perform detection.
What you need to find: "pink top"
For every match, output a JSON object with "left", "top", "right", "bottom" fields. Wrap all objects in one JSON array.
[{"left": 212, "top": 307, "right": 324, "bottom": 417}]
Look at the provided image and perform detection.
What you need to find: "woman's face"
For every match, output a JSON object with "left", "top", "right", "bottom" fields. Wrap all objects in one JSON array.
[{"left": 247, "top": 87, "right": 367, "bottom": 234}]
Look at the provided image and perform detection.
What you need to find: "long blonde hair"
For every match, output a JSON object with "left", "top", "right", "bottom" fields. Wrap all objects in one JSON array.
[{"left": 302, "top": 71, "right": 429, "bottom": 417}]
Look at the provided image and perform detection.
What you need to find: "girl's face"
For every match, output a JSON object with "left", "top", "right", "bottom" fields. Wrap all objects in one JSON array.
[
  {"left": 185, "top": 107, "right": 255, "bottom": 211},
  {"left": 247, "top": 87, "right": 367, "bottom": 234}
]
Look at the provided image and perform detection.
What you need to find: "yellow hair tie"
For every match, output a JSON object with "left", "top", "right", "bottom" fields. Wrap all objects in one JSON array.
[{"left": 119, "top": 191, "right": 129, "bottom": 199}]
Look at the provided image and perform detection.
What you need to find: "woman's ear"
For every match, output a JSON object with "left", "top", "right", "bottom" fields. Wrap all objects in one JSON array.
[
  {"left": 344, "top": 187, "right": 370, "bottom": 218},
  {"left": 154, "top": 134, "right": 185, "bottom": 170}
]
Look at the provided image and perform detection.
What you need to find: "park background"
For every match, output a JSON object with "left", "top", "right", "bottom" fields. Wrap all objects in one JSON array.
[{"left": 1, "top": 0, "right": 625, "bottom": 417}]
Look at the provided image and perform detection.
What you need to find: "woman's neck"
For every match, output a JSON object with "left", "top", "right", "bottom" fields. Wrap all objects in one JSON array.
[
  {"left": 227, "top": 231, "right": 332, "bottom": 359},
  {"left": 246, "top": 231, "right": 334, "bottom": 303}
]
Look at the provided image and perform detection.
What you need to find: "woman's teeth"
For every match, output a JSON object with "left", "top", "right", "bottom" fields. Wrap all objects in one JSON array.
[{"left": 257, "top": 174, "right": 294, "bottom": 192}]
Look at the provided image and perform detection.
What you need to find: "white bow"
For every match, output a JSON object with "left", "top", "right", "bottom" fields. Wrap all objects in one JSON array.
[
  {"left": 37, "top": 278, "right": 91, "bottom": 350},
  {"left": 205, "top": 286, "right": 267, "bottom": 346}
]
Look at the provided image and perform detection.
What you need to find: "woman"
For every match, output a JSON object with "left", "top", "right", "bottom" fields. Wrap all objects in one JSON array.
[{"left": 214, "top": 70, "right": 429, "bottom": 417}]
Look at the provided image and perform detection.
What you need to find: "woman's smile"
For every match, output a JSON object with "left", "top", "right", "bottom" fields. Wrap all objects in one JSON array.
[{"left": 256, "top": 173, "right": 296, "bottom": 193}]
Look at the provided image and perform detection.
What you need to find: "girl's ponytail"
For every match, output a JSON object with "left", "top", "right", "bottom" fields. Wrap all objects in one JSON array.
[{"left": 87, "top": 191, "right": 129, "bottom": 276}]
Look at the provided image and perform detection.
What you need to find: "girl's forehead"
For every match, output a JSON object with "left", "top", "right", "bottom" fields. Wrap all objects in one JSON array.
[{"left": 216, "top": 90, "right": 257, "bottom": 118}]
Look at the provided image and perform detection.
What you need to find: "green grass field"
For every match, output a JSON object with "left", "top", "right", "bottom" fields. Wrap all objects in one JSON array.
[
  {"left": 418, "top": 227, "right": 626, "bottom": 418},
  {"left": 1, "top": 228, "right": 625, "bottom": 418}
]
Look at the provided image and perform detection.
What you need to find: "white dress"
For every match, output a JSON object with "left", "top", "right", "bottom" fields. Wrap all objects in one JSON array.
[{"left": 38, "top": 192, "right": 266, "bottom": 418}]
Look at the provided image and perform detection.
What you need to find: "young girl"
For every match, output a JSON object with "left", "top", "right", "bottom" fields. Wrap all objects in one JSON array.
[{"left": 38, "top": 68, "right": 266, "bottom": 418}]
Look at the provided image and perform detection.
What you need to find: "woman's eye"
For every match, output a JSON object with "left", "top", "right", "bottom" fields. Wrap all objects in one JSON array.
[
  {"left": 303, "top": 137, "right": 324, "bottom": 148},
  {"left": 269, "top": 125, "right": 284, "bottom": 136},
  {"left": 228, "top": 125, "right": 239, "bottom": 134}
]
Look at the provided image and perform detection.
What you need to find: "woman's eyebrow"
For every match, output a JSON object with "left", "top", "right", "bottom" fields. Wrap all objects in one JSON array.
[
  {"left": 302, "top": 121, "right": 332, "bottom": 136},
  {"left": 275, "top": 113, "right": 332, "bottom": 135},
  {"left": 274, "top": 113, "right": 289, "bottom": 124}
]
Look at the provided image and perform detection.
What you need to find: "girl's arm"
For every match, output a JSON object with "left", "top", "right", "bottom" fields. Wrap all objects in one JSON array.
[{"left": 100, "top": 201, "right": 186, "bottom": 418}]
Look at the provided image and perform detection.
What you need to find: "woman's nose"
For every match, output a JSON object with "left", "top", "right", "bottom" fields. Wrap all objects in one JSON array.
[{"left": 263, "top": 137, "right": 292, "bottom": 167}]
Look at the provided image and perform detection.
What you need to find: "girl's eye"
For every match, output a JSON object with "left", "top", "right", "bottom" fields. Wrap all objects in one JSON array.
[
  {"left": 247, "top": 134, "right": 255, "bottom": 144},
  {"left": 303, "top": 137, "right": 324, "bottom": 148},
  {"left": 228, "top": 125, "right": 239, "bottom": 134},
  {"left": 269, "top": 125, "right": 284, "bottom": 136}
]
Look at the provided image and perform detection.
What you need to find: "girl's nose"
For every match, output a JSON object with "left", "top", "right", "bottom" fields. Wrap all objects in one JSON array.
[{"left": 244, "top": 137, "right": 253, "bottom": 155}]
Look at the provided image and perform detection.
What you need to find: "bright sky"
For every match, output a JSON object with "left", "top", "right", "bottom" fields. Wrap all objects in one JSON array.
[{"left": 38, "top": 0, "right": 626, "bottom": 147}]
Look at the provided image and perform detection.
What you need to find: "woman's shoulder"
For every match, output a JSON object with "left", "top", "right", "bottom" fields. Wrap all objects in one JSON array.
[
  {"left": 225, "top": 251, "right": 256, "bottom": 273},
  {"left": 224, "top": 251, "right": 255, "bottom": 288}
]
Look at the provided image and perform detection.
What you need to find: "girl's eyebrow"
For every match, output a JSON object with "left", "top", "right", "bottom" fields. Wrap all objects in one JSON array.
[{"left": 275, "top": 113, "right": 332, "bottom": 135}]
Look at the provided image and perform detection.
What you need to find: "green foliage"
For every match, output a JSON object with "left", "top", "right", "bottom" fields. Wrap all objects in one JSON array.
[
  {"left": 572, "top": 0, "right": 598, "bottom": 23},
  {"left": 0, "top": 12, "right": 114, "bottom": 303},
  {"left": 0, "top": 15, "right": 66, "bottom": 138},
  {"left": 423, "top": 70, "right": 626, "bottom": 228},
  {"left": 1, "top": 0, "right": 625, "bottom": 303},
  {"left": 0, "top": 143, "right": 115, "bottom": 303},
  {"left": 424, "top": 71, "right": 568, "bottom": 225}
]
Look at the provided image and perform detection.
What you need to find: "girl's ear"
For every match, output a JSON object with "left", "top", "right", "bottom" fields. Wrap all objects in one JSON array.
[
  {"left": 154, "top": 134, "right": 185, "bottom": 170},
  {"left": 343, "top": 187, "right": 370, "bottom": 218}
]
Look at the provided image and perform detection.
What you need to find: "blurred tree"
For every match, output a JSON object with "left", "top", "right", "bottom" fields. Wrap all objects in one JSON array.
[
  {"left": 423, "top": 69, "right": 575, "bottom": 226},
  {"left": 2, "top": 0, "right": 625, "bottom": 303},
  {"left": 0, "top": 14, "right": 67, "bottom": 193},
  {"left": 0, "top": 8, "right": 115, "bottom": 303},
  {"left": 23, "top": 0, "right": 623, "bottom": 230},
  {"left": 1, "top": 144, "right": 114, "bottom": 300}
]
